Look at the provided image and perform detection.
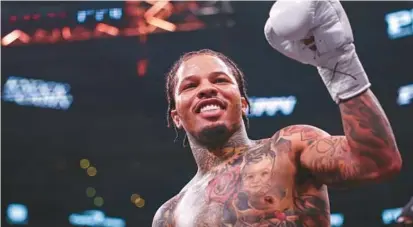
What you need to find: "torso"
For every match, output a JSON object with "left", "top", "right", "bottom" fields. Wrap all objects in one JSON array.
[{"left": 160, "top": 137, "right": 330, "bottom": 227}]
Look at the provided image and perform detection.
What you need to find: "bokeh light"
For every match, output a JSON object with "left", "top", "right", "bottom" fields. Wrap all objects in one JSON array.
[
  {"left": 86, "top": 187, "right": 96, "bottom": 197},
  {"left": 80, "top": 159, "right": 90, "bottom": 169},
  {"left": 135, "top": 198, "right": 145, "bottom": 208},
  {"left": 130, "top": 193, "right": 140, "bottom": 203},
  {"left": 94, "top": 196, "right": 104, "bottom": 207},
  {"left": 131, "top": 193, "right": 145, "bottom": 208},
  {"left": 86, "top": 166, "right": 97, "bottom": 176}
]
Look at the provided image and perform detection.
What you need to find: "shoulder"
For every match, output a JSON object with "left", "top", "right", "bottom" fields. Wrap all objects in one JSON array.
[
  {"left": 152, "top": 194, "right": 183, "bottom": 227},
  {"left": 270, "top": 124, "right": 331, "bottom": 153}
]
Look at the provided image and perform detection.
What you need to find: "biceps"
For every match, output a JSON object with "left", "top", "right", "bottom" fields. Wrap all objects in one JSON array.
[{"left": 300, "top": 136, "right": 378, "bottom": 187}]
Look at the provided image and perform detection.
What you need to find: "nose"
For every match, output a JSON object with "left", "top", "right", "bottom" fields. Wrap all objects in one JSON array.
[{"left": 197, "top": 85, "right": 218, "bottom": 99}]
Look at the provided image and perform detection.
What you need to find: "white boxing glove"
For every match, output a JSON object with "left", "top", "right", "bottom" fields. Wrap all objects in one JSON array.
[{"left": 264, "top": 0, "right": 371, "bottom": 104}]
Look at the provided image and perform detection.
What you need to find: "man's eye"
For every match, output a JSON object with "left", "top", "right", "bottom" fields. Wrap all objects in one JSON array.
[
  {"left": 215, "top": 78, "right": 228, "bottom": 83},
  {"left": 183, "top": 83, "right": 196, "bottom": 90}
]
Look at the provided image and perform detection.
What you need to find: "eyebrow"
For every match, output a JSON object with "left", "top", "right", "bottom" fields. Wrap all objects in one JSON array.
[
  {"left": 180, "top": 71, "right": 230, "bottom": 82},
  {"left": 177, "top": 71, "right": 232, "bottom": 91},
  {"left": 209, "top": 71, "right": 230, "bottom": 78}
]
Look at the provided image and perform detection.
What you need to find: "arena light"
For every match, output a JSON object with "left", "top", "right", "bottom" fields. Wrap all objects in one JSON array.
[
  {"left": 1, "top": 19, "right": 181, "bottom": 46},
  {"left": 130, "top": 194, "right": 146, "bottom": 208},
  {"left": 77, "top": 8, "right": 123, "bottom": 23},
  {"left": 385, "top": 8, "right": 413, "bottom": 39},
  {"left": 69, "top": 210, "right": 125, "bottom": 227},
  {"left": 248, "top": 96, "right": 297, "bottom": 118},
  {"left": 143, "top": 0, "right": 176, "bottom": 32},
  {"left": 137, "top": 59, "right": 148, "bottom": 77},
  {"left": 9, "top": 11, "right": 67, "bottom": 23},
  {"left": 143, "top": 0, "right": 172, "bottom": 18},
  {"left": 2, "top": 76, "right": 73, "bottom": 110},
  {"left": 80, "top": 159, "right": 90, "bottom": 169},
  {"left": 95, "top": 23, "right": 120, "bottom": 36},
  {"left": 6, "top": 204, "right": 28, "bottom": 225},
  {"left": 382, "top": 207, "right": 403, "bottom": 224},
  {"left": 397, "top": 84, "right": 413, "bottom": 106},
  {"left": 2, "top": 1, "right": 233, "bottom": 46},
  {"left": 87, "top": 167, "right": 97, "bottom": 177},
  {"left": 146, "top": 17, "right": 176, "bottom": 32},
  {"left": 86, "top": 187, "right": 96, "bottom": 198},
  {"left": 331, "top": 213, "right": 344, "bottom": 227},
  {"left": 93, "top": 197, "right": 104, "bottom": 207},
  {"left": 1, "top": 30, "right": 30, "bottom": 46}
]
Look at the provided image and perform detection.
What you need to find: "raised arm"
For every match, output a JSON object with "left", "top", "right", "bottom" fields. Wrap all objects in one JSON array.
[
  {"left": 264, "top": 1, "right": 402, "bottom": 187},
  {"left": 299, "top": 90, "right": 401, "bottom": 188}
]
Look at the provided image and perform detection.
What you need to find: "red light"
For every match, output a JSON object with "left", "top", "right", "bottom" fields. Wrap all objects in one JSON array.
[
  {"left": 47, "top": 13, "right": 56, "bottom": 18},
  {"left": 58, "top": 12, "right": 67, "bottom": 18},
  {"left": 23, "top": 15, "right": 31, "bottom": 20},
  {"left": 9, "top": 16, "right": 17, "bottom": 22},
  {"left": 32, "top": 14, "right": 41, "bottom": 20},
  {"left": 137, "top": 59, "right": 148, "bottom": 77}
]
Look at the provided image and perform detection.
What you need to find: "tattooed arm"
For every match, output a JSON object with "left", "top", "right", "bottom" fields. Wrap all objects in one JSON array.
[{"left": 284, "top": 90, "right": 402, "bottom": 188}]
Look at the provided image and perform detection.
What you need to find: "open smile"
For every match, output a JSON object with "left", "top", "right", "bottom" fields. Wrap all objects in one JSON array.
[{"left": 194, "top": 98, "right": 227, "bottom": 113}]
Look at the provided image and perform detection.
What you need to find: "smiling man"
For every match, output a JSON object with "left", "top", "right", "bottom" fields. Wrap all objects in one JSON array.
[{"left": 152, "top": 1, "right": 402, "bottom": 226}]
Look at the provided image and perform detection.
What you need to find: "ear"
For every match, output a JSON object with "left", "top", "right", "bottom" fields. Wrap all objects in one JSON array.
[
  {"left": 170, "top": 109, "right": 182, "bottom": 129},
  {"left": 241, "top": 97, "right": 249, "bottom": 116}
]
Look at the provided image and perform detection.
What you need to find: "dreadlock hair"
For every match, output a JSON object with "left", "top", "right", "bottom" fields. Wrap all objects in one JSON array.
[{"left": 166, "top": 49, "right": 251, "bottom": 130}]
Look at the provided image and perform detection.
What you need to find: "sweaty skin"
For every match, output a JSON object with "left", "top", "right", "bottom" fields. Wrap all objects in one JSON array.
[{"left": 153, "top": 54, "right": 402, "bottom": 227}]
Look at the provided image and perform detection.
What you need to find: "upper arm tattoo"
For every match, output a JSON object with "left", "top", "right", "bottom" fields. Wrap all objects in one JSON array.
[
  {"left": 304, "top": 136, "right": 372, "bottom": 185},
  {"left": 283, "top": 125, "right": 323, "bottom": 143},
  {"left": 298, "top": 91, "right": 400, "bottom": 186}
]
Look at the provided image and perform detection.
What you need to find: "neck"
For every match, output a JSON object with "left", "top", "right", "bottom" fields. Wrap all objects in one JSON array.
[{"left": 187, "top": 123, "right": 252, "bottom": 175}]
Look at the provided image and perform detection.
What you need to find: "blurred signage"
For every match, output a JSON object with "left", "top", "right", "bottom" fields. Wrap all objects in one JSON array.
[
  {"left": 248, "top": 96, "right": 297, "bottom": 118},
  {"left": 8, "top": 11, "right": 67, "bottom": 23},
  {"left": 2, "top": 76, "right": 73, "bottom": 110},
  {"left": 397, "top": 83, "right": 413, "bottom": 106},
  {"left": 77, "top": 8, "right": 123, "bottom": 23},
  {"left": 1, "top": 1, "right": 234, "bottom": 47},
  {"left": 382, "top": 207, "right": 403, "bottom": 224},
  {"left": 69, "top": 210, "right": 125, "bottom": 227},
  {"left": 6, "top": 203, "right": 28, "bottom": 225},
  {"left": 385, "top": 8, "right": 413, "bottom": 39}
]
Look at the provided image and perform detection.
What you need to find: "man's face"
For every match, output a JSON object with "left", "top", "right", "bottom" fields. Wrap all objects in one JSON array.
[{"left": 170, "top": 54, "right": 248, "bottom": 144}]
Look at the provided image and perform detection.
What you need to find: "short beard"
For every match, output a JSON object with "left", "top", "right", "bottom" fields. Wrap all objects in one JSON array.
[{"left": 195, "top": 124, "right": 233, "bottom": 150}]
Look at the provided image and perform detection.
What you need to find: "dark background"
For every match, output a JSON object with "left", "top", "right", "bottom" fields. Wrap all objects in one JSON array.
[{"left": 2, "top": 1, "right": 412, "bottom": 227}]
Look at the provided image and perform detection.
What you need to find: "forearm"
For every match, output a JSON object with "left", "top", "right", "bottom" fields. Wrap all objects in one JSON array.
[{"left": 339, "top": 89, "right": 402, "bottom": 174}]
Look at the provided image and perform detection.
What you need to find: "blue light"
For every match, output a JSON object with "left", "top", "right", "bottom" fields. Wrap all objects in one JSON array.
[
  {"left": 398, "top": 84, "right": 413, "bottom": 106},
  {"left": 2, "top": 76, "right": 73, "bottom": 110},
  {"left": 95, "top": 9, "right": 108, "bottom": 22},
  {"left": 385, "top": 9, "right": 413, "bottom": 39},
  {"left": 69, "top": 210, "right": 125, "bottom": 227},
  {"left": 77, "top": 11, "right": 87, "bottom": 23},
  {"left": 109, "top": 8, "right": 122, "bottom": 20},
  {"left": 6, "top": 204, "right": 28, "bottom": 225},
  {"left": 331, "top": 213, "right": 344, "bottom": 227},
  {"left": 247, "top": 96, "right": 297, "bottom": 118},
  {"left": 77, "top": 8, "right": 123, "bottom": 23},
  {"left": 382, "top": 207, "right": 403, "bottom": 224}
]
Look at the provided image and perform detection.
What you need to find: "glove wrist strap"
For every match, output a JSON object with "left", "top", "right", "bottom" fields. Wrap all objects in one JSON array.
[{"left": 317, "top": 44, "right": 371, "bottom": 104}]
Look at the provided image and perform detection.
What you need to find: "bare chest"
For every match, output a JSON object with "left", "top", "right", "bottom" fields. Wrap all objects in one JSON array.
[{"left": 173, "top": 143, "right": 327, "bottom": 227}]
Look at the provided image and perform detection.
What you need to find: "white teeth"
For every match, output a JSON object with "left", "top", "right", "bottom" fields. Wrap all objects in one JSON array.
[{"left": 200, "top": 104, "right": 220, "bottom": 113}]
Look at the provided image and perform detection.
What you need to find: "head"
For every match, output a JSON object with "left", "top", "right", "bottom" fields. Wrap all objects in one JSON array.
[{"left": 166, "top": 49, "right": 250, "bottom": 147}]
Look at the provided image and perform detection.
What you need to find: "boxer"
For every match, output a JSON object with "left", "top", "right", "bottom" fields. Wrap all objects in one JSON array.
[{"left": 153, "top": 1, "right": 402, "bottom": 226}]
